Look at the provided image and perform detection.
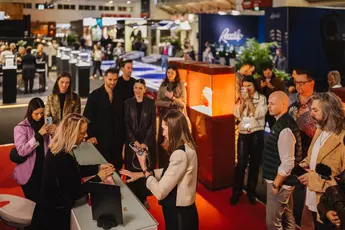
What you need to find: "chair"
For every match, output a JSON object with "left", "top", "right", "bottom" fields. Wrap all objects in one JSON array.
[{"left": 0, "top": 194, "right": 35, "bottom": 230}]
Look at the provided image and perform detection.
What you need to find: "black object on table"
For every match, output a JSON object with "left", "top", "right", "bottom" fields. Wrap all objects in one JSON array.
[
  {"left": 2, "top": 67, "right": 17, "bottom": 104},
  {"left": 89, "top": 182, "right": 123, "bottom": 230},
  {"left": 69, "top": 62, "right": 77, "bottom": 91},
  {"left": 77, "top": 65, "right": 90, "bottom": 98}
]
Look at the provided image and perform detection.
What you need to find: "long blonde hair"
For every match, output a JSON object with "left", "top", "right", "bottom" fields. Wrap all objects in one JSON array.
[{"left": 50, "top": 113, "right": 88, "bottom": 154}]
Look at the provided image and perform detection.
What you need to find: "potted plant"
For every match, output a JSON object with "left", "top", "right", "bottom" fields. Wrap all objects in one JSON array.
[{"left": 236, "top": 38, "right": 290, "bottom": 81}]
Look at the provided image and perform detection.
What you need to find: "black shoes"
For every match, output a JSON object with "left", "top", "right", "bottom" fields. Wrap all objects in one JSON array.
[
  {"left": 247, "top": 195, "right": 257, "bottom": 205},
  {"left": 230, "top": 193, "right": 240, "bottom": 206},
  {"left": 230, "top": 193, "right": 257, "bottom": 205}
]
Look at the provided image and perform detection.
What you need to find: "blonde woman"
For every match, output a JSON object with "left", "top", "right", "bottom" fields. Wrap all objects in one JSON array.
[{"left": 31, "top": 113, "right": 115, "bottom": 230}]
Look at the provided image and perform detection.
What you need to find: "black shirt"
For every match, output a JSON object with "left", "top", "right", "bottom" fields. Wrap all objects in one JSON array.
[
  {"left": 136, "top": 101, "right": 143, "bottom": 127},
  {"left": 58, "top": 93, "right": 66, "bottom": 119},
  {"left": 117, "top": 77, "right": 136, "bottom": 101}
]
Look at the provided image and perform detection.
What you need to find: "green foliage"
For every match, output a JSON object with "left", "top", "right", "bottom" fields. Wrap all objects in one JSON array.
[
  {"left": 236, "top": 38, "right": 291, "bottom": 80},
  {"left": 67, "top": 32, "right": 77, "bottom": 46},
  {"left": 16, "top": 40, "right": 27, "bottom": 47},
  {"left": 273, "top": 69, "right": 291, "bottom": 81}
]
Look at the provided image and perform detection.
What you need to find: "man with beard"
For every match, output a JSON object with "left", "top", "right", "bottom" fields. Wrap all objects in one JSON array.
[
  {"left": 298, "top": 92, "right": 345, "bottom": 230},
  {"left": 83, "top": 68, "right": 124, "bottom": 171},
  {"left": 117, "top": 59, "right": 136, "bottom": 101}
]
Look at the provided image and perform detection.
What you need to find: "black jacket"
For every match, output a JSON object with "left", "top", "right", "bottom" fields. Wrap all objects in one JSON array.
[
  {"left": 318, "top": 185, "right": 345, "bottom": 230},
  {"left": 22, "top": 53, "right": 37, "bottom": 80},
  {"left": 83, "top": 85, "right": 125, "bottom": 150},
  {"left": 124, "top": 97, "right": 156, "bottom": 171},
  {"left": 31, "top": 149, "right": 100, "bottom": 230},
  {"left": 256, "top": 73, "right": 285, "bottom": 100},
  {"left": 124, "top": 96, "right": 156, "bottom": 146}
]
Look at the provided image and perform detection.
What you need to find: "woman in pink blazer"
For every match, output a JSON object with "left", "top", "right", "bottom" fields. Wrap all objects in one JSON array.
[{"left": 13, "top": 98, "right": 52, "bottom": 202}]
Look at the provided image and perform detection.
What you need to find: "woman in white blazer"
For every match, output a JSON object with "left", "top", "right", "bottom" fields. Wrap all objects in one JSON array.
[{"left": 121, "top": 110, "right": 199, "bottom": 230}]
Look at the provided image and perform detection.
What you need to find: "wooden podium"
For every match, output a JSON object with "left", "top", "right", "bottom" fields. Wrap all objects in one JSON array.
[{"left": 186, "top": 63, "right": 236, "bottom": 190}]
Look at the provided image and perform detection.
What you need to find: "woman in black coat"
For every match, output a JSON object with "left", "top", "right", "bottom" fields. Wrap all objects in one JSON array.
[
  {"left": 21, "top": 46, "right": 36, "bottom": 94},
  {"left": 31, "top": 113, "right": 115, "bottom": 230},
  {"left": 124, "top": 79, "right": 156, "bottom": 207}
]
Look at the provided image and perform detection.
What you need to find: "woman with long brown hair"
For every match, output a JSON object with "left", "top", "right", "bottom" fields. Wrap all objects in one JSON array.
[
  {"left": 121, "top": 110, "right": 199, "bottom": 230},
  {"left": 156, "top": 65, "right": 188, "bottom": 168},
  {"left": 45, "top": 72, "right": 81, "bottom": 132},
  {"left": 31, "top": 113, "right": 114, "bottom": 230}
]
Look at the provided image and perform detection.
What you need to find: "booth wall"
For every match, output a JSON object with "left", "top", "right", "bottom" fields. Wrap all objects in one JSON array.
[
  {"left": 198, "top": 14, "right": 264, "bottom": 61},
  {"left": 265, "top": 7, "right": 345, "bottom": 91},
  {"left": 0, "top": 20, "right": 25, "bottom": 39},
  {"left": 288, "top": 7, "right": 345, "bottom": 89}
]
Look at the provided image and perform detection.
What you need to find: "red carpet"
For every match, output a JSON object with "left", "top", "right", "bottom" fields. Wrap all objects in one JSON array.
[{"left": 148, "top": 183, "right": 267, "bottom": 230}]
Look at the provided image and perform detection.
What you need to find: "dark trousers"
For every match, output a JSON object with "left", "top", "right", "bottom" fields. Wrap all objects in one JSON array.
[
  {"left": 98, "top": 145, "right": 123, "bottom": 171},
  {"left": 162, "top": 204, "right": 199, "bottom": 230},
  {"left": 233, "top": 131, "right": 264, "bottom": 197},
  {"left": 24, "top": 78, "right": 34, "bottom": 93},
  {"left": 93, "top": 61, "right": 102, "bottom": 76},
  {"left": 312, "top": 211, "right": 330, "bottom": 230},
  {"left": 21, "top": 174, "right": 41, "bottom": 203}
]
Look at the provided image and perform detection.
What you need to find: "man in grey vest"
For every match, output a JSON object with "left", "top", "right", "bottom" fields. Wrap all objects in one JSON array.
[{"left": 263, "top": 91, "right": 302, "bottom": 230}]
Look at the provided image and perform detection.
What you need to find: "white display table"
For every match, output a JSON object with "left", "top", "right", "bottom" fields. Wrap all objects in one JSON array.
[{"left": 71, "top": 143, "right": 158, "bottom": 230}]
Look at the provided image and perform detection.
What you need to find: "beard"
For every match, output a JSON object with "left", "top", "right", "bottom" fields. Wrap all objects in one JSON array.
[{"left": 312, "top": 116, "right": 327, "bottom": 129}]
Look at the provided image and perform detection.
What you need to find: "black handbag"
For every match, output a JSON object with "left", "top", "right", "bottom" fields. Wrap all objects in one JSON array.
[{"left": 9, "top": 147, "right": 29, "bottom": 164}]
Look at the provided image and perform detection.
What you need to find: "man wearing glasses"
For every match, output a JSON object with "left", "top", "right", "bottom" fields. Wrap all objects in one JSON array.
[{"left": 288, "top": 69, "right": 317, "bottom": 230}]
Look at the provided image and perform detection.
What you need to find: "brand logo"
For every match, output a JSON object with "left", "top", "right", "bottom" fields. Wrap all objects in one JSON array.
[
  {"left": 218, "top": 28, "right": 244, "bottom": 43},
  {"left": 270, "top": 13, "right": 281, "bottom": 19}
]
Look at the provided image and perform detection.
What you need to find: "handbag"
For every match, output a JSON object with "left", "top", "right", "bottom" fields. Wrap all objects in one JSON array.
[{"left": 9, "top": 147, "right": 30, "bottom": 164}]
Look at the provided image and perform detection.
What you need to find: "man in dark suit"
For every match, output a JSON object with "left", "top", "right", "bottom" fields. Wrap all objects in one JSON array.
[
  {"left": 83, "top": 68, "right": 124, "bottom": 171},
  {"left": 117, "top": 59, "right": 136, "bottom": 101}
]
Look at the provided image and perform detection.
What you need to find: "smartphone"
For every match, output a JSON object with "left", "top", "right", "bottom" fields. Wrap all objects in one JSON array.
[
  {"left": 45, "top": 117, "right": 53, "bottom": 127},
  {"left": 291, "top": 165, "right": 308, "bottom": 177},
  {"left": 129, "top": 142, "right": 144, "bottom": 156}
]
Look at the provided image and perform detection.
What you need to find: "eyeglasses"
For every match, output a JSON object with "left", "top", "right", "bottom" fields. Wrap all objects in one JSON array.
[{"left": 294, "top": 80, "right": 312, "bottom": 86}]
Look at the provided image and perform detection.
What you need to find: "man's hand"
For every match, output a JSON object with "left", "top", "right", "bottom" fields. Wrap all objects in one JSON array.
[
  {"left": 266, "top": 81, "right": 274, "bottom": 90},
  {"left": 326, "top": 210, "right": 341, "bottom": 226},
  {"left": 260, "top": 80, "right": 267, "bottom": 88},
  {"left": 298, "top": 173, "right": 309, "bottom": 186},
  {"left": 87, "top": 137, "right": 98, "bottom": 145},
  {"left": 140, "top": 143, "right": 148, "bottom": 151},
  {"left": 272, "top": 186, "right": 279, "bottom": 195}
]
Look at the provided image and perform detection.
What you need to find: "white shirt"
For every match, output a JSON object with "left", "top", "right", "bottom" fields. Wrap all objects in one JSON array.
[
  {"left": 265, "top": 128, "right": 296, "bottom": 190},
  {"left": 305, "top": 131, "right": 331, "bottom": 212}
]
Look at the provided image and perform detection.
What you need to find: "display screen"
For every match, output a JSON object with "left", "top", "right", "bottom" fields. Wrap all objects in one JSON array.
[{"left": 38, "top": 4, "right": 45, "bottom": 10}]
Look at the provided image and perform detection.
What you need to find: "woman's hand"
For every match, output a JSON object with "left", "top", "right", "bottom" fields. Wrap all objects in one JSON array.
[
  {"left": 140, "top": 143, "right": 148, "bottom": 151},
  {"left": 326, "top": 210, "right": 341, "bottom": 226},
  {"left": 298, "top": 172, "right": 309, "bottom": 186},
  {"left": 87, "top": 137, "right": 98, "bottom": 145},
  {"left": 165, "top": 91, "right": 174, "bottom": 100},
  {"left": 38, "top": 123, "right": 48, "bottom": 136},
  {"left": 97, "top": 167, "right": 115, "bottom": 181},
  {"left": 120, "top": 170, "right": 144, "bottom": 183},
  {"left": 99, "top": 163, "right": 114, "bottom": 171},
  {"left": 300, "top": 161, "right": 309, "bottom": 170},
  {"left": 46, "top": 124, "right": 57, "bottom": 136}
]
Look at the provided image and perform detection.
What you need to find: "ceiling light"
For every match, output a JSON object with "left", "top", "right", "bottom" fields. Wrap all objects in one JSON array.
[
  {"left": 127, "top": 1, "right": 131, "bottom": 4},
  {"left": 109, "top": 0, "right": 113, "bottom": 3},
  {"left": 218, "top": 11, "right": 226, "bottom": 16}
]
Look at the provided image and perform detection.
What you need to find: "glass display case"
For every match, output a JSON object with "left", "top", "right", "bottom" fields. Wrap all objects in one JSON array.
[
  {"left": 186, "top": 63, "right": 236, "bottom": 190},
  {"left": 3, "top": 54, "right": 16, "bottom": 68},
  {"left": 70, "top": 51, "right": 80, "bottom": 64}
]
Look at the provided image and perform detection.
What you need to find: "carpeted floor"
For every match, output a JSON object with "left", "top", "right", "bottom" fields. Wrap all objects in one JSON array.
[{"left": 147, "top": 183, "right": 267, "bottom": 230}]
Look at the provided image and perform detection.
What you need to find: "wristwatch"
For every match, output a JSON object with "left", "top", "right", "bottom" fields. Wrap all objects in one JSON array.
[
  {"left": 272, "top": 183, "right": 279, "bottom": 189},
  {"left": 142, "top": 168, "right": 152, "bottom": 178}
]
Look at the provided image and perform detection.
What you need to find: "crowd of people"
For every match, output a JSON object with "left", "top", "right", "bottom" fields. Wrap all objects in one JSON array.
[
  {"left": 231, "top": 59, "right": 345, "bottom": 230},
  {"left": 12, "top": 59, "right": 198, "bottom": 230}
]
